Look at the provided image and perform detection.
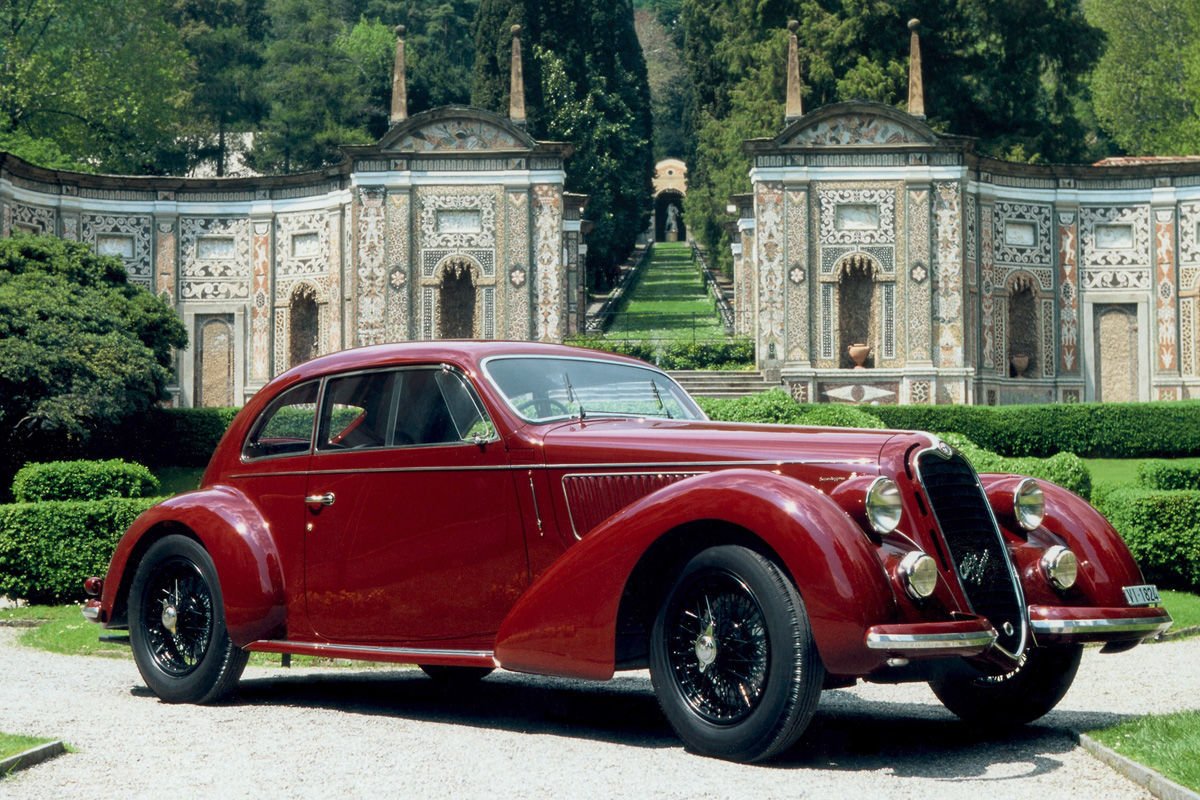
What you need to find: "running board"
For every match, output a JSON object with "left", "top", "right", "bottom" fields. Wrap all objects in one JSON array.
[{"left": 246, "top": 640, "right": 498, "bottom": 668}]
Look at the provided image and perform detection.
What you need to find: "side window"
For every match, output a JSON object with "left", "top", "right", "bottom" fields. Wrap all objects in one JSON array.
[
  {"left": 317, "top": 371, "right": 396, "bottom": 451},
  {"left": 392, "top": 367, "right": 494, "bottom": 446},
  {"left": 242, "top": 381, "right": 319, "bottom": 460}
]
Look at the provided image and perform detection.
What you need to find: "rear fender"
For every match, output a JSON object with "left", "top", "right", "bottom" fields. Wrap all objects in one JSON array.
[
  {"left": 100, "top": 486, "right": 285, "bottom": 646},
  {"left": 495, "top": 469, "right": 896, "bottom": 679}
]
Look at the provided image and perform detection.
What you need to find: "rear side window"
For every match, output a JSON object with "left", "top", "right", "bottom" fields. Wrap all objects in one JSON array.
[
  {"left": 242, "top": 381, "right": 319, "bottom": 460},
  {"left": 317, "top": 371, "right": 396, "bottom": 450}
]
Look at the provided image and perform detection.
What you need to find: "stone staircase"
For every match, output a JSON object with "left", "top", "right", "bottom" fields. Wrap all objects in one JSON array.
[{"left": 669, "top": 370, "right": 777, "bottom": 399}]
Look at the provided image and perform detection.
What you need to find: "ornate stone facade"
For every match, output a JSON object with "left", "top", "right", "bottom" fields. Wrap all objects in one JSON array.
[
  {"left": 742, "top": 101, "right": 1200, "bottom": 404},
  {"left": 0, "top": 107, "right": 579, "bottom": 407}
]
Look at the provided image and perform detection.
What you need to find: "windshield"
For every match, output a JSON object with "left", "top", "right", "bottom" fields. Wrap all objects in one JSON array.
[{"left": 484, "top": 356, "right": 706, "bottom": 423}]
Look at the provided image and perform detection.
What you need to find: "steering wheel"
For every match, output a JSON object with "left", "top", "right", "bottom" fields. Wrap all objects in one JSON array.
[{"left": 516, "top": 398, "right": 572, "bottom": 419}]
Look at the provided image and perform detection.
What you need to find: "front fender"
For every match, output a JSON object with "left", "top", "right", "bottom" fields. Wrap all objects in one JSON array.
[
  {"left": 495, "top": 469, "right": 897, "bottom": 680},
  {"left": 100, "top": 486, "right": 285, "bottom": 646},
  {"left": 982, "top": 475, "right": 1145, "bottom": 606}
]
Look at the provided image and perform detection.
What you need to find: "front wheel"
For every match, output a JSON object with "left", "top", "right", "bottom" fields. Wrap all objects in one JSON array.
[
  {"left": 930, "top": 644, "right": 1083, "bottom": 727},
  {"left": 129, "top": 535, "right": 248, "bottom": 703},
  {"left": 649, "top": 545, "right": 824, "bottom": 762}
]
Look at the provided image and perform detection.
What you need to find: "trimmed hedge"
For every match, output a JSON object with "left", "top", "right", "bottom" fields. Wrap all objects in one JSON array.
[
  {"left": 698, "top": 389, "right": 884, "bottom": 428},
  {"left": 1093, "top": 488, "right": 1200, "bottom": 590},
  {"left": 12, "top": 459, "right": 159, "bottom": 502},
  {"left": 1136, "top": 460, "right": 1200, "bottom": 491},
  {"left": 0, "top": 496, "right": 160, "bottom": 603},
  {"left": 938, "top": 433, "right": 1092, "bottom": 499},
  {"left": 866, "top": 400, "right": 1200, "bottom": 458}
]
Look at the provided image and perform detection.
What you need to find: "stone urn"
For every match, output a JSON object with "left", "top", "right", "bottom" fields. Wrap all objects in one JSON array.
[
  {"left": 1011, "top": 353, "right": 1030, "bottom": 377},
  {"left": 848, "top": 342, "right": 871, "bottom": 369}
]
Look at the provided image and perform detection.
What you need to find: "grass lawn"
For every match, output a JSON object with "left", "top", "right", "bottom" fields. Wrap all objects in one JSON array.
[
  {"left": 0, "top": 733, "right": 54, "bottom": 762},
  {"left": 1089, "top": 711, "right": 1200, "bottom": 792},
  {"left": 1161, "top": 589, "right": 1200, "bottom": 633},
  {"left": 1084, "top": 456, "right": 1200, "bottom": 493},
  {"left": 605, "top": 242, "right": 727, "bottom": 341}
]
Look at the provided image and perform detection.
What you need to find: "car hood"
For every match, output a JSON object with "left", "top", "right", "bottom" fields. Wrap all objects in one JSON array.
[{"left": 538, "top": 417, "right": 921, "bottom": 476}]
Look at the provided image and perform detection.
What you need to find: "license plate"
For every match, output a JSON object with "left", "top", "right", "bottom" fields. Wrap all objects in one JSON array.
[{"left": 1123, "top": 584, "right": 1162, "bottom": 606}]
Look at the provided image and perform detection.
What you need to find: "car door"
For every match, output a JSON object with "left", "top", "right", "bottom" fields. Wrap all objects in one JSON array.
[{"left": 302, "top": 365, "right": 528, "bottom": 644}]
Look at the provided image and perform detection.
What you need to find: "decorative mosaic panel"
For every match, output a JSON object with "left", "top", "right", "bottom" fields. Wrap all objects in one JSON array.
[
  {"left": 180, "top": 217, "right": 251, "bottom": 300},
  {"left": 61, "top": 215, "right": 78, "bottom": 241},
  {"left": 386, "top": 193, "right": 411, "bottom": 342},
  {"left": 326, "top": 208, "right": 343, "bottom": 352},
  {"left": 1180, "top": 202, "right": 1200, "bottom": 275},
  {"left": 820, "top": 283, "right": 834, "bottom": 360},
  {"left": 910, "top": 380, "right": 931, "bottom": 404},
  {"left": 81, "top": 214, "right": 153, "bottom": 288},
  {"left": 820, "top": 245, "right": 895, "bottom": 275},
  {"left": 882, "top": 283, "right": 896, "bottom": 360},
  {"left": 395, "top": 120, "right": 524, "bottom": 152},
  {"left": 11, "top": 203, "right": 55, "bottom": 235},
  {"left": 757, "top": 182, "right": 786, "bottom": 358},
  {"left": 995, "top": 265, "right": 1054, "bottom": 294},
  {"left": 1, "top": 200, "right": 10, "bottom": 236},
  {"left": 423, "top": 249, "right": 494, "bottom": 278},
  {"left": 1062, "top": 388, "right": 1081, "bottom": 403},
  {"left": 532, "top": 184, "right": 563, "bottom": 341},
  {"left": 1081, "top": 206, "right": 1151, "bottom": 289},
  {"left": 155, "top": 221, "right": 177, "bottom": 305},
  {"left": 507, "top": 191, "right": 531, "bottom": 340},
  {"left": 907, "top": 189, "right": 932, "bottom": 362},
  {"left": 355, "top": 188, "right": 387, "bottom": 345},
  {"left": 819, "top": 381, "right": 899, "bottom": 404},
  {"left": 993, "top": 201, "right": 1052, "bottom": 267},
  {"left": 1058, "top": 212, "right": 1079, "bottom": 373},
  {"left": 1155, "top": 209, "right": 1178, "bottom": 372},
  {"left": 1158, "top": 386, "right": 1180, "bottom": 401},
  {"left": 818, "top": 187, "right": 895, "bottom": 246},
  {"left": 785, "top": 189, "right": 808, "bottom": 361},
  {"left": 250, "top": 221, "right": 271, "bottom": 382},
  {"left": 787, "top": 381, "right": 810, "bottom": 403},
  {"left": 1041, "top": 298, "right": 1056, "bottom": 378},
  {"left": 418, "top": 189, "right": 496, "bottom": 250},
  {"left": 933, "top": 182, "right": 963, "bottom": 368},
  {"left": 784, "top": 114, "right": 933, "bottom": 147},
  {"left": 1182, "top": 297, "right": 1196, "bottom": 377},
  {"left": 275, "top": 211, "right": 329, "bottom": 278}
]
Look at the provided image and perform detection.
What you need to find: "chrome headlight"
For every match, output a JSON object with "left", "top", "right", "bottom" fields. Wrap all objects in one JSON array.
[
  {"left": 1041, "top": 545, "right": 1078, "bottom": 591},
  {"left": 898, "top": 551, "right": 938, "bottom": 600},
  {"left": 865, "top": 477, "right": 902, "bottom": 534},
  {"left": 1013, "top": 478, "right": 1045, "bottom": 530}
]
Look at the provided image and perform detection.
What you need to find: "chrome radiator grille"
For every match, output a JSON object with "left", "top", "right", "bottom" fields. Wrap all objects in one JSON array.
[{"left": 917, "top": 449, "right": 1026, "bottom": 655}]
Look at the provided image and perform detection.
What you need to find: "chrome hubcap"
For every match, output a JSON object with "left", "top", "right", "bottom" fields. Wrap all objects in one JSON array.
[
  {"left": 694, "top": 625, "right": 718, "bottom": 672},
  {"left": 161, "top": 604, "right": 178, "bottom": 634}
]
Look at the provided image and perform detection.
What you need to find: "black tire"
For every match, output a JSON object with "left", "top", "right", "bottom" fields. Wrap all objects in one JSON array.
[
  {"left": 930, "top": 644, "right": 1083, "bottom": 727},
  {"left": 128, "top": 535, "right": 248, "bottom": 704},
  {"left": 649, "top": 545, "right": 824, "bottom": 762},
  {"left": 419, "top": 665, "right": 495, "bottom": 683}
]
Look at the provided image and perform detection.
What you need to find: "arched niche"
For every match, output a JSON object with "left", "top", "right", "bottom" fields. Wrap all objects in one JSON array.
[
  {"left": 289, "top": 284, "right": 320, "bottom": 368},
  {"left": 836, "top": 253, "right": 881, "bottom": 368},
  {"left": 1007, "top": 274, "right": 1040, "bottom": 378},
  {"left": 436, "top": 256, "right": 482, "bottom": 339}
]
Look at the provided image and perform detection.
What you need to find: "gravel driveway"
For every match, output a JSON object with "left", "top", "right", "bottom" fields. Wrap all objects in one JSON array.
[{"left": 2, "top": 626, "right": 1196, "bottom": 799}]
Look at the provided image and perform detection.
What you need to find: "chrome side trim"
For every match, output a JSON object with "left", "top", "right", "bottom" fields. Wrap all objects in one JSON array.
[
  {"left": 1031, "top": 614, "right": 1173, "bottom": 636},
  {"left": 866, "top": 630, "right": 997, "bottom": 651},
  {"left": 253, "top": 640, "right": 496, "bottom": 660},
  {"left": 81, "top": 605, "right": 100, "bottom": 621}
]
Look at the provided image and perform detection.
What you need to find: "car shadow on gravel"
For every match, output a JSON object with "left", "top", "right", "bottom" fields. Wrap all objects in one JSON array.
[{"left": 147, "top": 669, "right": 1140, "bottom": 774}]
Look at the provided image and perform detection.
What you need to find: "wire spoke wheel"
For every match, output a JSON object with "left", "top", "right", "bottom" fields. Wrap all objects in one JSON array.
[
  {"left": 664, "top": 571, "right": 769, "bottom": 724},
  {"left": 142, "top": 557, "right": 215, "bottom": 677}
]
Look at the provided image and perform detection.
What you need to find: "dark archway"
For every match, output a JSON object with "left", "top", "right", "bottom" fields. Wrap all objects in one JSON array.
[
  {"left": 288, "top": 285, "right": 319, "bottom": 368},
  {"left": 655, "top": 191, "right": 686, "bottom": 242},
  {"left": 439, "top": 260, "right": 477, "bottom": 338}
]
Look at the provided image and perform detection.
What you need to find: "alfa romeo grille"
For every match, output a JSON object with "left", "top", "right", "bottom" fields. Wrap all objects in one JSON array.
[{"left": 917, "top": 449, "right": 1026, "bottom": 655}]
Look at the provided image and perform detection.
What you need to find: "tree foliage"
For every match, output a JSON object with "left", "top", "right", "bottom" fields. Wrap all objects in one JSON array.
[
  {"left": 0, "top": 0, "right": 192, "bottom": 173},
  {"left": 473, "top": 0, "right": 653, "bottom": 287},
  {"left": 1086, "top": 0, "right": 1200, "bottom": 156},
  {"left": 0, "top": 236, "right": 186, "bottom": 445}
]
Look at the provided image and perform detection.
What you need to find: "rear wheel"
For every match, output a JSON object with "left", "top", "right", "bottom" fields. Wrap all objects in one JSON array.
[
  {"left": 930, "top": 644, "right": 1083, "bottom": 727},
  {"left": 129, "top": 535, "right": 248, "bottom": 703},
  {"left": 649, "top": 545, "right": 824, "bottom": 762}
]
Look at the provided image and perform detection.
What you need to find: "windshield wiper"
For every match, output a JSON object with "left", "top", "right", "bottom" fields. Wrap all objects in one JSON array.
[
  {"left": 649, "top": 380, "right": 673, "bottom": 419},
  {"left": 563, "top": 372, "right": 586, "bottom": 420}
]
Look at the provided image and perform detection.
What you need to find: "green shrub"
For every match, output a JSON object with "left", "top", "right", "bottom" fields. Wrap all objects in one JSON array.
[
  {"left": 867, "top": 401, "right": 1200, "bottom": 458},
  {"left": 0, "top": 496, "right": 161, "bottom": 603},
  {"left": 939, "top": 433, "right": 1093, "bottom": 499},
  {"left": 698, "top": 389, "right": 810, "bottom": 424},
  {"left": 12, "top": 459, "right": 159, "bottom": 502},
  {"left": 1136, "top": 460, "right": 1200, "bottom": 491},
  {"left": 1093, "top": 489, "right": 1200, "bottom": 591},
  {"left": 125, "top": 407, "right": 240, "bottom": 466}
]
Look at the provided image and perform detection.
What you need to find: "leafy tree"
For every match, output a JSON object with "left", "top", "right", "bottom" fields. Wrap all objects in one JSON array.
[
  {"left": 0, "top": 0, "right": 192, "bottom": 173},
  {"left": 1086, "top": 0, "right": 1200, "bottom": 156},
  {"left": 0, "top": 236, "right": 187, "bottom": 491},
  {"left": 634, "top": 6, "right": 694, "bottom": 160},
  {"left": 167, "top": 0, "right": 269, "bottom": 176}
]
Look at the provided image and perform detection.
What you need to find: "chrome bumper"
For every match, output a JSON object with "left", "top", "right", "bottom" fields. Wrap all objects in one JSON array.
[
  {"left": 1028, "top": 605, "right": 1173, "bottom": 640},
  {"left": 865, "top": 619, "right": 997, "bottom": 658}
]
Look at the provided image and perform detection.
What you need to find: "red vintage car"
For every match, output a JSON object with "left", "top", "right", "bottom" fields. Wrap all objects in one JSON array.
[{"left": 84, "top": 341, "right": 1171, "bottom": 762}]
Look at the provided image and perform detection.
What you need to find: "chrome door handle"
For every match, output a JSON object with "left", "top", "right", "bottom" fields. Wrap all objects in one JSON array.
[{"left": 304, "top": 492, "right": 335, "bottom": 506}]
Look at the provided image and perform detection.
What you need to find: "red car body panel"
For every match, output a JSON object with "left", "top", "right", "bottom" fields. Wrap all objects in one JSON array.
[{"left": 88, "top": 341, "right": 1171, "bottom": 684}]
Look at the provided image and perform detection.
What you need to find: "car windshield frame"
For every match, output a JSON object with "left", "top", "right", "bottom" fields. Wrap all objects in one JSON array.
[{"left": 482, "top": 354, "right": 707, "bottom": 424}]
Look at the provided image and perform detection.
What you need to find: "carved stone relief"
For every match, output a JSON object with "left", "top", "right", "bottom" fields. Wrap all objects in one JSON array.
[
  {"left": 180, "top": 217, "right": 251, "bottom": 300},
  {"left": 933, "top": 182, "right": 963, "bottom": 367},
  {"left": 1058, "top": 212, "right": 1080, "bottom": 373},
  {"left": 1081, "top": 206, "right": 1151, "bottom": 290},
  {"left": 11, "top": 203, "right": 55, "bottom": 235},
  {"left": 756, "top": 182, "right": 785, "bottom": 359},
  {"left": 818, "top": 187, "right": 896, "bottom": 246},
  {"left": 785, "top": 189, "right": 808, "bottom": 361},
  {"left": 506, "top": 191, "right": 531, "bottom": 340},
  {"left": 355, "top": 188, "right": 387, "bottom": 346},
  {"left": 80, "top": 214, "right": 152, "bottom": 288},
  {"left": 908, "top": 189, "right": 932, "bottom": 362},
  {"left": 532, "top": 184, "right": 563, "bottom": 341},
  {"left": 386, "top": 193, "right": 411, "bottom": 342},
  {"left": 1155, "top": 208, "right": 1178, "bottom": 372},
  {"left": 994, "top": 201, "right": 1052, "bottom": 267},
  {"left": 785, "top": 114, "right": 932, "bottom": 147}
]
